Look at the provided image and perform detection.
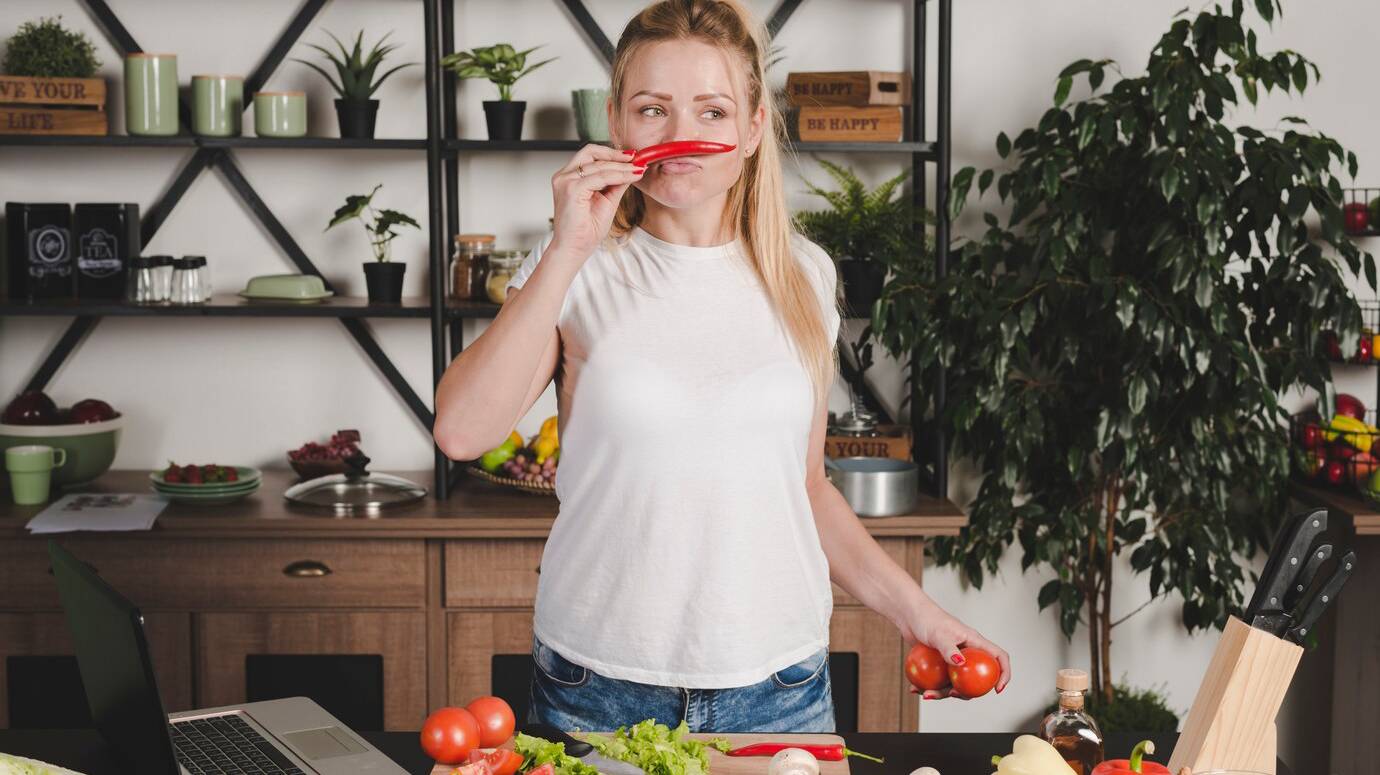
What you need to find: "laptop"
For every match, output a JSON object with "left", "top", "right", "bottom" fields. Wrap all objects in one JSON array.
[{"left": 48, "top": 540, "right": 410, "bottom": 775}]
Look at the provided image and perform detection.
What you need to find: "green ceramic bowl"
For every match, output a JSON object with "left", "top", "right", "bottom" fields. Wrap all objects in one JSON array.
[
  {"left": 238, "top": 274, "right": 333, "bottom": 301},
  {"left": 0, "top": 415, "right": 123, "bottom": 486}
]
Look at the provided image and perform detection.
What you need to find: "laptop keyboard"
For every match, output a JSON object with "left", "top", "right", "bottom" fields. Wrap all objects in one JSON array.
[{"left": 169, "top": 714, "right": 307, "bottom": 775}]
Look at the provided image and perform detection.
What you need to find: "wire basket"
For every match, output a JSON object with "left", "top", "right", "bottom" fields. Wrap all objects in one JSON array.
[
  {"left": 1290, "top": 408, "right": 1380, "bottom": 492},
  {"left": 1343, "top": 187, "right": 1380, "bottom": 237},
  {"left": 465, "top": 463, "right": 556, "bottom": 496},
  {"left": 1316, "top": 300, "right": 1380, "bottom": 364}
]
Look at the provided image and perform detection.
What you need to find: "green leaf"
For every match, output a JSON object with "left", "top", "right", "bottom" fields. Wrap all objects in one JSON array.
[
  {"left": 979, "top": 169, "right": 995, "bottom": 196},
  {"left": 1038, "top": 580, "right": 1061, "bottom": 609},
  {"left": 1054, "top": 76, "right": 1073, "bottom": 107},
  {"left": 950, "top": 166, "right": 975, "bottom": 222},
  {"left": 1128, "top": 375, "right": 1148, "bottom": 414},
  {"left": 997, "top": 132, "right": 1011, "bottom": 159},
  {"left": 1254, "top": 0, "right": 1275, "bottom": 21}
]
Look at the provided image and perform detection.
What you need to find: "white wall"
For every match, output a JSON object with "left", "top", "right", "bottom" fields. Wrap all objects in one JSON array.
[{"left": 2, "top": 0, "right": 1371, "bottom": 748}]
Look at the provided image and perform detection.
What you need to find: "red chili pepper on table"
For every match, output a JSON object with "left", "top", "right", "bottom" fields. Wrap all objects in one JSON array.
[
  {"left": 725, "top": 742, "right": 884, "bottom": 763},
  {"left": 630, "top": 140, "right": 737, "bottom": 167}
]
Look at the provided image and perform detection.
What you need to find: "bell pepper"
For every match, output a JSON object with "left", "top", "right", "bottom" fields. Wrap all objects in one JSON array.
[
  {"left": 990, "top": 735, "right": 1076, "bottom": 775},
  {"left": 1090, "top": 741, "right": 1171, "bottom": 775}
]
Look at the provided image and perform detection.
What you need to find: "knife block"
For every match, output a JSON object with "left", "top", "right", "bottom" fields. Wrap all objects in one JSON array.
[{"left": 1168, "top": 616, "right": 1303, "bottom": 774}]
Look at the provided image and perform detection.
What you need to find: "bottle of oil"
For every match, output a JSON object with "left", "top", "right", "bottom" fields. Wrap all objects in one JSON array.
[{"left": 1038, "top": 668, "right": 1104, "bottom": 775}]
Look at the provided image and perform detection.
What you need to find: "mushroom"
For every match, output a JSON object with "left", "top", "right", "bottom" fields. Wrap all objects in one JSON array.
[{"left": 768, "top": 748, "right": 820, "bottom": 775}]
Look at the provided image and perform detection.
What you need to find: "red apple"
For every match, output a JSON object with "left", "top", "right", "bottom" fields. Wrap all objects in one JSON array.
[
  {"left": 1336, "top": 393, "right": 1367, "bottom": 421},
  {"left": 1326, "top": 459, "right": 1346, "bottom": 485},
  {"left": 1329, "top": 442, "right": 1357, "bottom": 461},
  {"left": 1357, "top": 336, "right": 1374, "bottom": 364},
  {"left": 1299, "top": 422, "right": 1321, "bottom": 450},
  {"left": 1345, "top": 202, "right": 1370, "bottom": 234},
  {"left": 68, "top": 398, "right": 118, "bottom": 424},
  {"left": 2, "top": 390, "right": 59, "bottom": 425}
]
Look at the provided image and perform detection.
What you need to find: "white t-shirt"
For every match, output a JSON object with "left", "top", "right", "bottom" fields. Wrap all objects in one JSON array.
[{"left": 505, "top": 224, "right": 842, "bottom": 688}]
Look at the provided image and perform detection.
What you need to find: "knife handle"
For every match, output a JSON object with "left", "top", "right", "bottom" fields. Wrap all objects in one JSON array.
[
  {"left": 518, "top": 722, "right": 594, "bottom": 756},
  {"left": 1285, "top": 551, "right": 1357, "bottom": 644},
  {"left": 1283, "top": 543, "right": 1333, "bottom": 611}
]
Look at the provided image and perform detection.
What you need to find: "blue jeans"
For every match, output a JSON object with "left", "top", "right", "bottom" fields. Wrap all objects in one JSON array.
[{"left": 526, "top": 635, "right": 836, "bottom": 733}]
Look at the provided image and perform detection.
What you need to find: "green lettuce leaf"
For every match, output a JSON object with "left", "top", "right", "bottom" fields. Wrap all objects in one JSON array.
[{"left": 579, "top": 719, "right": 731, "bottom": 775}]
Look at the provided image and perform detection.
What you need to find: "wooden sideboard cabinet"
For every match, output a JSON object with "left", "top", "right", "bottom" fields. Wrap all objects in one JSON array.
[{"left": 0, "top": 471, "right": 965, "bottom": 733}]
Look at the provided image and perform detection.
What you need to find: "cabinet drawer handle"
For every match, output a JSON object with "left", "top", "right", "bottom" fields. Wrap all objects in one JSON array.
[{"left": 283, "top": 560, "right": 332, "bottom": 578}]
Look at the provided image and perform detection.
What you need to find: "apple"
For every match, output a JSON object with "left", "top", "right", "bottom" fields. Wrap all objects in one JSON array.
[
  {"left": 1352, "top": 452, "right": 1379, "bottom": 484},
  {"left": 1, "top": 390, "right": 59, "bottom": 425},
  {"left": 1345, "top": 202, "right": 1370, "bottom": 234},
  {"left": 68, "top": 398, "right": 118, "bottom": 424},
  {"left": 1336, "top": 393, "right": 1367, "bottom": 421},
  {"left": 1326, "top": 459, "right": 1346, "bottom": 486},
  {"left": 1329, "top": 442, "right": 1357, "bottom": 461},
  {"left": 1322, "top": 331, "right": 1344, "bottom": 361},
  {"left": 1358, "top": 336, "right": 1374, "bottom": 364},
  {"left": 1299, "top": 422, "right": 1321, "bottom": 450}
]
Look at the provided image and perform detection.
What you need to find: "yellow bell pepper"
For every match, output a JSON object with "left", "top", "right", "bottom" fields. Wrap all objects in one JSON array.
[{"left": 990, "top": 736, "right": 1076, "bottom": 775}]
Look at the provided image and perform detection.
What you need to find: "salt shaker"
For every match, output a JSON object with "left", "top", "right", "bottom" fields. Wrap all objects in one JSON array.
[
  {"left": 125, "top": 256, "right": 159, "bottom": 304},
  {"left": 170, "top": 257, "right": 204, "bottom": 305},
  {"left": 183, "top": 255, "right": 211, "bottom": 300},
  {"left": 151, "top": 254, "right": 174, "bottom": 301}
]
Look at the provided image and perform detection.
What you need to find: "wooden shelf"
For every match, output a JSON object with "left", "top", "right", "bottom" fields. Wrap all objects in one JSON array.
[
  {"left": 1290, "top": 482, "right": 1380, "bottom": 535},
  {"left": 0, "top": 469, "right": 966, "bottom": 540},
  {"left": 0, "top": 135, "right": 426, "bottom": 150},
  {"left": 0, "top": 294, "right": 500, "bottom": 320}
]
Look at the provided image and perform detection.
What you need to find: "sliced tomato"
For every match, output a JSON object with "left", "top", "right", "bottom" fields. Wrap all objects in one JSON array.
[
  {"left": 464, "top": 748, "right": 522, "bottom": 775},
  {"left": 528, "top": 762, "right": 555, "bottom": 775},
  {"left": 450, "top": 761, "right": 492, "bottom": 775}
]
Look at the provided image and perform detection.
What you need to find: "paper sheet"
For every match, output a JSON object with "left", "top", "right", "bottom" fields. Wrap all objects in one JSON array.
[{"left": 25, "top": 492, "right": 168, "bottom": 534}]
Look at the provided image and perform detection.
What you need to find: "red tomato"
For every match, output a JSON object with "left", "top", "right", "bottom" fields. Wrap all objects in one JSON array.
[
  {"left": 903, "top": 643, "right": 951, "bottom": 692},
  {"left": 421, "top": 706, "right": 482, "bottom": 764},
  {"left": 529, "top": 763, "right": 555, "bottom": 775},
  {"left": 948, "top": 648, "right": 1000, "bottom": 698},
  {"left": 451, "top": 762, "right": 492, "bottom": 775},
  {"left": 465, "top": 695, "right": 516, "bottom": 748},
  {"left": 469, "top": 749, "right": 523, "bottom": 775}
]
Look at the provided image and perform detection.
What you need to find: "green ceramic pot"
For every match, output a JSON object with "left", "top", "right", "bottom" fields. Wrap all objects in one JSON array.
[
  {"left": 254, "top": 91, "right": 307, "bottom": 137},
  {"left": 0, "top": 415, "right": 123, "bottom": 486},
  {"left": 124, "top": 53, "right": 180, "bottom": 136},
  {"left": 192, "top": 74, "right": 244, "bottom": 137}
]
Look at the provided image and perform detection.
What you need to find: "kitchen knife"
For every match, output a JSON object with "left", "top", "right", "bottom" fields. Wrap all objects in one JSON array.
[
  {"left": 1284, "top": 550, "right": 1356, "bottom": 645},
  {"left": 517, "top": 723, "right": 645, "bottom": 775},
  {"left": 1245, "top": 509, "right": 1327, "bottom": 621},
  {"left": 1282, "top": 542, "right": 1332, "bottom": 611}
]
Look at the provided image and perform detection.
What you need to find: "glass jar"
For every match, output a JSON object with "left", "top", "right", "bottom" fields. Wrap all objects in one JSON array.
[
  {"left": 126, "top": 256, "right": 159, "bottom": 304},
  {"left": 182, "top": 255, "right": 211, "bottom": 300},
  {"left": 451, "top": 233, "right": 494, "bottom": 300},
  {"left": 485, "top": 250, "right": 523, "bottom": 304},
  {"left": 170, "top": 257, "right": 205, "bottom": 305},
  {"left": 151, "top": 254, "right": 174, "bottom": 301}
]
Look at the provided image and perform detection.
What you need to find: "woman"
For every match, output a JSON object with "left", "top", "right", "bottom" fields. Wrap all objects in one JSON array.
[{"left": 433, "top": 0, "right": 1009, "bottom": 733}]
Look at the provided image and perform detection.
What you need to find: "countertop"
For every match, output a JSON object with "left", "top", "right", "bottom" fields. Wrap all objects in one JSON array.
[
  {"left": 0, "top": 469, "right": 968, "bottom": 540},
  {"left": 0, "top": 729, "right": 1293, "bottom": 775}
]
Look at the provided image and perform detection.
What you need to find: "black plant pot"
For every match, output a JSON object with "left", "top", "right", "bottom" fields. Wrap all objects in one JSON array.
[
  {"left": 335, "top": 98, "right": 379, "bottom": 139},
  {"left": 363, "top": 262, "right": 406, "bottom": 303},
  {"left": 838, "top": 258, "right": 887, "bottom": 317},
  {"left": 483, "top": 100, "right": 526, "bottom": 141}
]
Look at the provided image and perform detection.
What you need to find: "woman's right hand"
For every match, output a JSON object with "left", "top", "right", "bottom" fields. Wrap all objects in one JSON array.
[{"left": 549, "top": 144, "right": 645, "bottom": 260}]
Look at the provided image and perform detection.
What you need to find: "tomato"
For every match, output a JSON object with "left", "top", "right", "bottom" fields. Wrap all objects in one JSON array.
[
  {"left": 465, "top": 695, "right": 516, "bottom": 748},
  {"left": 451, "top": 762, "right": 492, "bottom": 775},
  {"left": 529, "top": 763, "right": 555, "bottom": 775},
  {"left": 421, "top": 706, "right": 482, "bottom": 764},
  {"left": 466, "top": 748, "right": 523, "bottom": 775},
  {"left": 903, "top": 643, "right": 951, "bottom": 692},
  {"left": 948, "top": 648, "right": 1000, "bottom": 698}
]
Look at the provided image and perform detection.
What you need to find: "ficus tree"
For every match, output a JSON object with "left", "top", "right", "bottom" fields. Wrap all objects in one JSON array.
[{"left": 872, "top": 0, "right": 1373, "bottom": 703}]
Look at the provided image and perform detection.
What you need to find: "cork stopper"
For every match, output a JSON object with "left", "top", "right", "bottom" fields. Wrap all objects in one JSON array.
[{"left": 1057, "top": 669, "right": 1089, "bottom": 692}]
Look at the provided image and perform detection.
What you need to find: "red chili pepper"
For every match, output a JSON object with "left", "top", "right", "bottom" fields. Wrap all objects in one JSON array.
[
  {"left": 630, "top": 140, "right": 737, "bottom": 167},
  {"left": 725, "top": 743, "right": 883, "bottom": 763}
]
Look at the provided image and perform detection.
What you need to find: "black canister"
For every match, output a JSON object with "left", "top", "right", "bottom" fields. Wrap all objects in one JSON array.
[
  {"left": 4, "top": 202, "right": 75, "bottom": 300},
  {"left": 73, "top": 203, "right": 140, "bottom": 299}
]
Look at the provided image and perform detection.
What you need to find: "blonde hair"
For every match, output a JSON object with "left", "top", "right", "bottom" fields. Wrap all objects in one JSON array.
[{"left": 605, "top": 0, "right": 839, "bottom": 403}]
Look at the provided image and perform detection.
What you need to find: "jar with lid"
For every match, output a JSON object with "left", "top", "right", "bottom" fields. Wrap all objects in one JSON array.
[
  {"left": 485, "top": 250, "right": 524, "bottom": 304},
  {"left": 151, "top": 254, "right": 174, "bottom": 301},
  {"left": 170, "top": 257, "right": 205, "bottom": 305},
  {"left": 182, "top": 255, "right": 211, "bottom": 300},
  {"left": 451, "top": 233, "right": 494, "bottom": 300},
  {"left": 126, "top": 256, "right": 160, "bottom": 304}
]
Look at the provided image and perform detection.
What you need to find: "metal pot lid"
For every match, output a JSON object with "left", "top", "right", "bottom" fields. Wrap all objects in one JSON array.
[
  {"left": 283, "top": 457, "right": 427, "bottom": 516},
  {"left": 832, "top": 409, "right": 878, "bottom": 434}
]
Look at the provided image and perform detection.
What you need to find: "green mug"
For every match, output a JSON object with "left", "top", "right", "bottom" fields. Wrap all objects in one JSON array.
[
  {"left": 5, "top": 444, "right": 68, "bottom": 505},
  {"left": 192, "top": 75, "right": 244, "bottom": 137},
  {"left": 124, "top": 53, "right": 180, "bottom": 136},
  {"left": 254, "top": 91, "right": 307, "bottom": 137},
  {"left": 572, "top": 88, "right": 610, "bottom": 142}
]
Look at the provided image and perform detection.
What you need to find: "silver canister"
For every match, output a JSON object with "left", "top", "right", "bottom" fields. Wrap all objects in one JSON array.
[{"left": 823, "top": 456, "right": 920, "bottom": 517}]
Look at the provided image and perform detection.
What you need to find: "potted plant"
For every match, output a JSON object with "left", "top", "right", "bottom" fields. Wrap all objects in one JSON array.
[
  {"left": 793, "top": 159, "right": 931, "bottom": 316},
  {"left": 2, "top": 15, "right": 101, "bottom": 77},
  {"left": 440, "top": 43, "right": 556, "bottom": 141},
  {"left": 874, "top": 0, "right": 1372, "bottom": 710},
  {"left": 325, "top": 184, "right": 420, "bottom": 303},
  {"left": 293, "top": 30, "right": 415, "bottom": 139}
]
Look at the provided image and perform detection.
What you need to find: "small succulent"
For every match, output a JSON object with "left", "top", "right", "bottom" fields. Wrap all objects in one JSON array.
[{"left": 294, "top": 30, "right": 416, "bottom": 101}]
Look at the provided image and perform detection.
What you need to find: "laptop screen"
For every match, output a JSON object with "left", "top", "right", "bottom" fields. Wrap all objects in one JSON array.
[{"left": 49, "top": 540, "right": 180, "bottom": 775}]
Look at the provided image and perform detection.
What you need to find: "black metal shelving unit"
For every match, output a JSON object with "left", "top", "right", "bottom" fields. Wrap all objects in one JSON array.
[{"left": 2, "top": 0, "right": 953, "bottom": 503}]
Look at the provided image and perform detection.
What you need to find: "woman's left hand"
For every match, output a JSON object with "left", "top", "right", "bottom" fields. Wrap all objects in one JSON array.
[{"left": 897, "top": 598, "right": 1011, "bottom": 700}]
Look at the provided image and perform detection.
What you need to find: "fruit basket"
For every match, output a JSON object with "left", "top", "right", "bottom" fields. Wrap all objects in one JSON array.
[
  {"left": 1343, "top": 187, "right": 1380, "bottom": 238},
  {"left": 465, "top": 463, "right": 555, "bottom": 495},
  {"left": 1290, "top": 404, "right": 1380, "bottom": 494},
  {"left": 1317, "top": 300, "right": 1380, "bottom": 365},
  {"left": 465, "top": 418, "right": 559, "bottom": 496}
]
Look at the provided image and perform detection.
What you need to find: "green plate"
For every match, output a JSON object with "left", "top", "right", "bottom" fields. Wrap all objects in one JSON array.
[
  {"left": 149, "top": 466, "right": 261, "bottom": 490},
  {"left": 153, "top": 480, "right": 260, "bottom": 496},
  {"left": 155, "top": 482, "right": 260, "bottom": 505}
]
